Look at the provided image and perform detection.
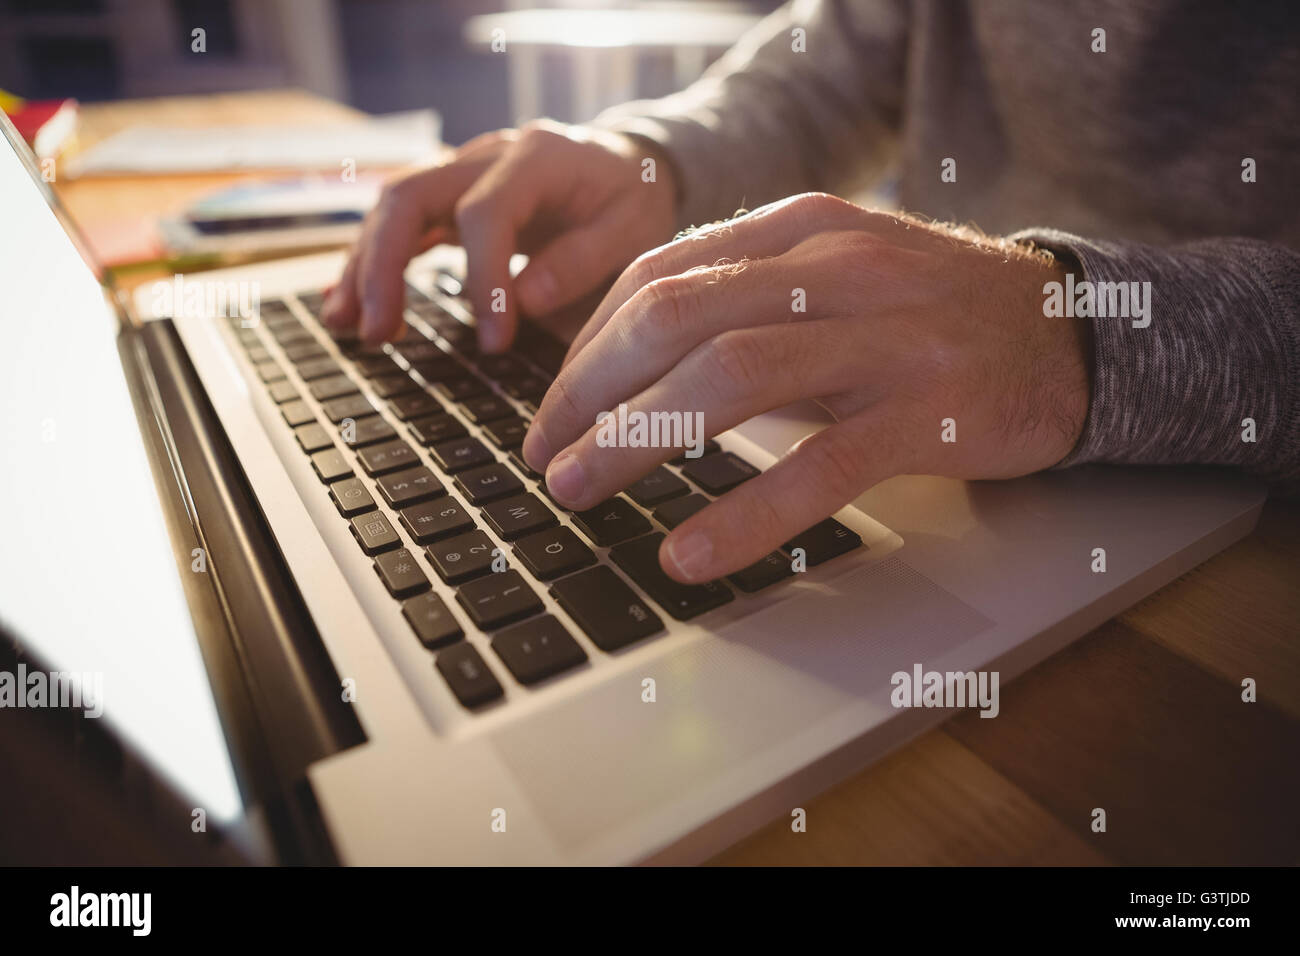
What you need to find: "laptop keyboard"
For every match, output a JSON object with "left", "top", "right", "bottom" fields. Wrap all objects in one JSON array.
[{"left": 223, "top": 278, "right": 864, "bottom": 711}]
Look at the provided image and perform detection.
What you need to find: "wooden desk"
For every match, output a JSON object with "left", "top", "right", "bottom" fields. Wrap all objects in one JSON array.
[{"left": 59, "top": 90, "right": 1300, "bottom": 866}]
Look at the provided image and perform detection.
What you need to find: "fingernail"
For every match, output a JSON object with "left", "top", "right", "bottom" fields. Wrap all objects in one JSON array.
[
  {"left": 522, "top": 420, "right": 552, "bottom": 471},
  {"left": 545, "top": 452, "right": 585, "bottom": 504},
  {"left": 519, "top": 267, "right": 557, "bottom": 314},
  {"left": 666, "top": 530, "right": 713, "bottom": 581}
]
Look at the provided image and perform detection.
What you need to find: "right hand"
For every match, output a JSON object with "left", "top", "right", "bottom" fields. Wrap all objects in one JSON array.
[{"left": 321, "top": 120, "right": 679, "bottom": 351}]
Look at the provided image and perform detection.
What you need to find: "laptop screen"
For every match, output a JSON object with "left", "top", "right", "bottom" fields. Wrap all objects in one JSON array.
[{"left": 0, "top": 120, "right": 243, "bottom": 823}]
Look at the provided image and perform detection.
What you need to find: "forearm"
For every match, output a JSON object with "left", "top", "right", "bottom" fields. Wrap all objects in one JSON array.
[
  {"left": 1015, "top": 229, "right": 1300, "bottom": 494},
  {"left": 591, "top": 0, "right": 909, "bottom": 230}
]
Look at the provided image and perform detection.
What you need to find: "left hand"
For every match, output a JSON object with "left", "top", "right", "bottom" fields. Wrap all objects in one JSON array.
[{"left": 522, "top": 192, "right": 1092, "bottom": 583}]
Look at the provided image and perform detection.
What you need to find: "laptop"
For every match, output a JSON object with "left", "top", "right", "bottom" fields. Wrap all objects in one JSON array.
[{"left": 0, "top": 112, "right": 1267, "bottom": 865}]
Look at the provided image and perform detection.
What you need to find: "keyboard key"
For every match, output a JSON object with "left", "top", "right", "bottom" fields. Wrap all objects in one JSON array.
[
  {"left": 438, "top": 325, "right": 479, "bottom": 356},
  {"left": 436, "top": 643, "right": 503, "bottom": 709},
  {"left": 267, "top": 380, "right": 299, "bottom": 404},
  {"left": 272, "top": 326, "right": 316, "bottom": 347},
  {"left": 492, "top": 615, "right": 587, "bottom": 684},
  {"left": 653, "top": 493, "right": 709, "bottom": 530},
  {"left": 728, "top": 551, "right": 795, "bottom": 592},
  {"left": 610, "top": 533, "right": 734, "bottom": 620},
  {"left": 280, "top": 399, "right": 316, "bottom": 428},
  {"left": 310, "top": 448, "right": 353, "bottom": 483},
  {"left": 388, "top": 391, "right": 442, "bottom": 421},
  {"left": 427, "top": 530, "right": 498, "bottom": 584},
  {"left": 502, "top": 375, "right": 550, "bottom": 400},
  {"left": 394, "top": 340, "right": 447, "bottom": 363},
  {"left": 670, "top": 439, "right": 720, "bottom": 465},
  {"left": 430, "top": 436, "right": 493, "bottom": 473},
  {"left": 341, "top": 415, "right": 397, "bottom": 448},
  {"left": 297, "top": 290, "right": 327, "bottom": 314},
  {"left": 571, "top": 497, "right": 651, "bottom": 547},
  {"left": 512, "top": 526, "right": 595, "bottom": 580},
  {"left": 680, "top": 452, "right": 759, "bottom": 495},
  {"left": 403, "top": 592, "right": 463, "bottom": 649},
  {"left": 329, "top": 477, "right": 377, "bottom": 517},
  {"left": 456, "top": 570, "right": 543, "bottom": 630},
  {"left": 294, "top": 422, "right": 334, "bottom": 454},
  {"left": 350, "top": 511, "right": 402, "bottom": 555},
  {"left": 353, "top": 354, "right": 400, "bottom": 377},
  {"left": 433, "top": 376, "right": 488, "bottom": 402},
  {"left": 374, "top": 547, "right": 431, "bottom": 598},
  {"left": 246, "top": 346, "right": 271, "bottom": 364},
  {"left": 782, "top": 518, "right": 863, "bottom": 566},
  {"left": 454, "top": 463, "right": 524, "bottom": 505},
  {"left": 309, "top": 374, "right": 360, "bottom": 401},
  {"left": 482, "top": 416, "right": 528, "bottom": 450},
  {"left": 356, "top": 439, "right": 419, "bottom": 476},
  {"left": 320, "top": 393, "right": 376, "bottom": 423},
  {"left": 625, "top": 466, "right": 690, "bottom": 508},
  {"left": 255, "top": 360, "right": 286, "bottom": 382},
  {"left": 550, "top": 566, "right": 663, "bottom": 651},
  {"left": 475, "top": 353, "right": 530, "bottom": 380},
  {"left": 409, "top": 356, "right": 463, "bottom": 383},
  {"left": 507, "top": 449, "right": 541, "bottom": 480},
  {"left": 460, "top": 394, "right": 516, "bottom": 424},
  {"left": 295, "top": 356, "right": 342, "bottom": 381},
  {"left": 235, "top": 328, "right": 261, "bottom": 348},
  {"left": 368, "top": 373, "right": 420, "bottom": 399},
  {"left": 482, "top": 493, "right": 557, "bottom": 540},
  {"left": 376, "top": 466, "right": 444, "bottom": 507},
  {"left": 400, "top": 499, "right": 474, "bottom": 544},
  {"left": 397, "top": 415, "right": 457, "bottom": 450},
  {"left": 282, "top": 341, "right": 328, "bottom": 363}
]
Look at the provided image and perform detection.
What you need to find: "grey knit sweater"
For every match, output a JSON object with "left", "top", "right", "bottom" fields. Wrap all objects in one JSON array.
[{"left": 594, "top": 0, "right": 1300, "bottom": 492}]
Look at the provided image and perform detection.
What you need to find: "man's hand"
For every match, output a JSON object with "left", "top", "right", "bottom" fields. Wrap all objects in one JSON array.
[
  {"left": 322, "top": 121, "right": 677, "bottom": 351},
  {"left": 522, "top": 192, "right": 1092, "bottom": 583}
]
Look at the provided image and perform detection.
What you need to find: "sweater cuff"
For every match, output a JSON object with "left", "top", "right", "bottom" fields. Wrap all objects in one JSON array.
[{"left": 1011, "top": 229, "right": 1300, "bottom": 493}]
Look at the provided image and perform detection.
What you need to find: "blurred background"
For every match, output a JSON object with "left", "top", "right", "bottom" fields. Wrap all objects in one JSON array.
[{"left": 0, "top": 0, "right": 783, "bottom": 142}]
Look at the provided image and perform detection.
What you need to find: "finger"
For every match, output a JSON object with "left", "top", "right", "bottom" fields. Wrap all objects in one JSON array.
[
  {"left": 454, "top": 126, "right": 586, "bottom": 352},
  {"left": 321, "top": 247, "right": 363, "bottom": 329},
  {"left": 513, "top": 196, "right": 649, "bottom": 317},
  {"left": 659, "top": 407, "right": 920, "bottom": 583},
  {"left": 542, "top": 322, "right": 829, "bottom": 510},
  {"left": 524, "top": 254, "right": 803, "bottom": 471},
  {"left": 562, "top": 191, "right": 866, "bottom": 367},
  {"left": 354, "top": 160, "right": 498, "bottom": 343}
]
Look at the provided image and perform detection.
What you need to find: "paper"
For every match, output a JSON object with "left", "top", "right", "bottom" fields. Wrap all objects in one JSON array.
[{"left": 65, "top": 109, "right": 440, "bottom": 177}]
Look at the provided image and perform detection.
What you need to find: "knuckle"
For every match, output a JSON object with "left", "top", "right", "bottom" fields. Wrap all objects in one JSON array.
[
  {"left": 634, "top": 277, "right": 690, "bottom": 341},
  {"left": 625, "top": 249, "right": 667, "bottom": 291},
  {"left": 701, "top": 330, "right": 772, "bottom": 400},
  {"left": 518, "top": 120, "right": 562, "bottom": 148}
]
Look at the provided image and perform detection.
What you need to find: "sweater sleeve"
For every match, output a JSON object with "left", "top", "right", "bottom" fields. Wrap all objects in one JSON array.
[
  {"left": 590, "top": 0, "right": 909, "bottom": 231},
  {"left": 1013, "top": 229, "right": 1300, "bottom": 494}
]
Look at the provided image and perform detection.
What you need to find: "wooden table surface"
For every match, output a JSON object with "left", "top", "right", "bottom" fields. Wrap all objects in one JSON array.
[{"left": 57, "top": 90, "right": 1300, "bottom": 866}]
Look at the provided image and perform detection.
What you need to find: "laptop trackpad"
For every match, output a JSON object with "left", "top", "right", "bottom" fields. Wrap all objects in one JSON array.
[{"left": 489, "top": 557, "right": 993, "bottom": 859}]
